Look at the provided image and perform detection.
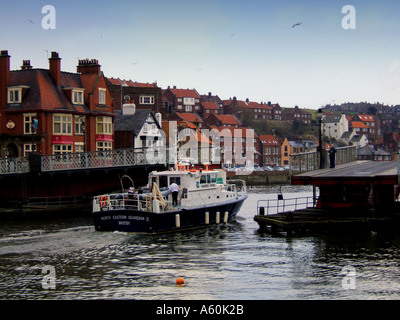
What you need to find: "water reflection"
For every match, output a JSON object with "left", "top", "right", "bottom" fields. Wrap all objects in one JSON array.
[{"left": 1, "top": 186, "right": 400, "bottom": 300}]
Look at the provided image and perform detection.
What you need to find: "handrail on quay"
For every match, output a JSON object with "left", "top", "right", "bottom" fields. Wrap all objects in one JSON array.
[{"left": 289, "top": 146, "right": 357, "bottom": 175}]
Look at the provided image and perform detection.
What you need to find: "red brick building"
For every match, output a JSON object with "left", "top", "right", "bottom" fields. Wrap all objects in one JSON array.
[
  {"left": 106, "top": 78, "right": 162, "bottom": 114},
  {"left": 0, "top": 50, "right": 114, "bottom": 158},
  {"left": 162, "top": 87, "right": 202, "bottom": 119},
  {"left": 259, "top": 134, "right": 281, "bottom": 166}
]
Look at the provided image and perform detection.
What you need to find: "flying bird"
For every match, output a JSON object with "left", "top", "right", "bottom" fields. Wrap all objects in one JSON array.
[
  {"left": 292, "top": 22, "right": 302, "bottom": 28},
  {"left": 28, "top": 19, "right": 35, "bottom": 24}
]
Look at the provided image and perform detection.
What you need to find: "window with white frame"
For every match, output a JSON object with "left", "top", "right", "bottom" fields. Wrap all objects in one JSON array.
[
  {"left": 183, "top": 97, "right": 194, "bottom": 105},
  {"left": 72, "top": 89, "right": 84, "bottom": 105},
  {"left": 23, "top": 144, "right": 35, "bottom": 156},
  {"left": 96, "top": 116, "right": 112, "bottom": 134},
  {"left": 96, "top": 141, "right": 112, "bottom": 151},
  {"left": 53, "top": 114, "right": 72, "bottom": 135},
  {"left": 53, "top": 144, "right": 73, "bottom": 155},
  {"left": 98, "top": 88, "right": 106, "bottom": 105},
  {"left": 75, "top": 116, "right": 86, "bottom": 135},
  {"left": 185, "top": 105, "right": 192, "bottom": 112},
  {"left": 24, "top": 113, "right": 37, "bottom": 134},
  {"left": 8, "top": 88, "right": 22, "bottom": 103},
  {"left": 139, "top": 96, "right": 154, "bottom": 104}
]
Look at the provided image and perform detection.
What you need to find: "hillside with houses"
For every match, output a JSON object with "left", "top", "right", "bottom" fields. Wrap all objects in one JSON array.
[{"left": 0, "top": 50, "right": 397, "bottom": 170}]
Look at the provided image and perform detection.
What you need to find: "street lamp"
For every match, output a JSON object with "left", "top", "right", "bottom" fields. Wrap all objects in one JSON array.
[
  {"left": 81, "top": 121, "right": 86, "bottom": 152},
  {"left": 317, "top": 108, "right": 324, "bottom": 169}
]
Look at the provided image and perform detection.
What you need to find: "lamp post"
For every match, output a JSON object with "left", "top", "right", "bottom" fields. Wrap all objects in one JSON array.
[
  {"left": 81, "top": 121, "right": 86, "bottom": 152},
  {"left": 317, "top": 108, "right": 324, "bottom": 169}
]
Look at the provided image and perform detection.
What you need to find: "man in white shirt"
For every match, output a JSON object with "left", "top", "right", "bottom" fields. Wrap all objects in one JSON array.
[{"left": 169, "top": 179, "right": 179, "bottom": 207}]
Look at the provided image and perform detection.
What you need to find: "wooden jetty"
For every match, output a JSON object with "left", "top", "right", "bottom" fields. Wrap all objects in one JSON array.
[{"left": 254, "top": 160, "right": 400, "bottom": 234}]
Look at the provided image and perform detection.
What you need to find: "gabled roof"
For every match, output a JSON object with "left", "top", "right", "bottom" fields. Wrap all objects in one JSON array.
[
  {"left": 170, "top": 88, "right": 200, "bottom": 99},
  {"left": 114, "top": 109, "right": 160, "bottom": 135}
]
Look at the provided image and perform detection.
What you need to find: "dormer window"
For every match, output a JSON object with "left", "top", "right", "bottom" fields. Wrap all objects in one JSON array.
[
  {"left": 72, "top": 89, "right": 84, "bottom": 105},
  {"left": 8, "top": 87, "right": 22, "bottom": 103}
]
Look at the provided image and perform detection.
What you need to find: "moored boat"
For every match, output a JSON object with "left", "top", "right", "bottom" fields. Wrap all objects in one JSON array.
[{"left": 92, "top": 163, "right": 247, "bottom": 233}]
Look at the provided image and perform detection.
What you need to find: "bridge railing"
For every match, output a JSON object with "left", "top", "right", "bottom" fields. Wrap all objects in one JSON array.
[
  {"left": 0, "top": 148, "right": 166, "bottom": 175},
  {"left": 40, "top": 148, "right": 153, "bottom": 172},
  {"left": 0, "top": 157, "right": 30, "bottom": 175},
  {"left": 290, "top": 145, "right": 357, "bottom": 175}
]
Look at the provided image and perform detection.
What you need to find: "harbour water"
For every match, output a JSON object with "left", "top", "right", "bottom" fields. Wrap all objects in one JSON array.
[{"left": 1, "top": 185, "right": 400, "bottom": 300}]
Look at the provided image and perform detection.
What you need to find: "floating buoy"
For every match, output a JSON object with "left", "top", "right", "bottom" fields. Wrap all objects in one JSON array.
[{"left": 176, "top": 277, "right": 184, "bottom": 285}]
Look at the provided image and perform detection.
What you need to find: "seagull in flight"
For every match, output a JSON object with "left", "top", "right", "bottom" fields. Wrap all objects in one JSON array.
[{"left": 292, "top": 22, "right": 302, "bottom": 28}]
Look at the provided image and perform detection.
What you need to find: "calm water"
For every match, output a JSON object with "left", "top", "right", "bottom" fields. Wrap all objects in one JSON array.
[{"left": 1, "top": 185, "right": 400, "bottom": 300}]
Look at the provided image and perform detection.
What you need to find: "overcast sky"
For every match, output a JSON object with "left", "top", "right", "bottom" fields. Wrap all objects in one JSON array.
[{"left": 1, "top": 0, "right": 400, "bottom": 109}]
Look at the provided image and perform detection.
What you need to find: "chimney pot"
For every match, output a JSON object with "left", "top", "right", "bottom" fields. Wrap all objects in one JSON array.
[
  {"left": 49, "top": 52, "right": 61, "bottom": 86},
  {"left": 21, "top": 60, "right": 32, "bottom": 70},
  {"left": 0, "top": 50, "right": 11, "bottom": 112}
]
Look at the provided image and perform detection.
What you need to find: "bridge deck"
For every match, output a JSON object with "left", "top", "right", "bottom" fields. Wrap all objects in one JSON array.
[{"left": 291, "top": 160, "right": 398, "bottom": 185}]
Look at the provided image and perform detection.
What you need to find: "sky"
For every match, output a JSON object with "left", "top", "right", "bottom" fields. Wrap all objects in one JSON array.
[{"left": 1, "top": 0, "right": 400, "bottom": 109}]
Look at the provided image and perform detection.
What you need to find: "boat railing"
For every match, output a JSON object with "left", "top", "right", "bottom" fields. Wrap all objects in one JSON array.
[
  {"left": 257, "top": 196, "right": 317, "bottom": 216},
  {"left": 93, "top": 193, "right": 176, "bottom": 213},
  {"left": 225, "top": 179, "right": 247, "bottom": 193}
]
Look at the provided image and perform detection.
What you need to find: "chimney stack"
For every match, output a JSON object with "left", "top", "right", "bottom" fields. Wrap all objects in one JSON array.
[
  {"left": 77, "top": 58, "right": 101, "bottom": 74},
  {"left": 49, "top": 51, "right": 61, "bottom": 86},
  {"left": 0, "top": 50, "right": 10, "bottom": 111},
  {"left": 21, "top": 60, "right": 32, "bottom": 70}
]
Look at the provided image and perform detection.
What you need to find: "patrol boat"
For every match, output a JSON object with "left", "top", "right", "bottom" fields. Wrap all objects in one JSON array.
[{"left": 92, "top": 163, "right": 247, "bottom": 233}]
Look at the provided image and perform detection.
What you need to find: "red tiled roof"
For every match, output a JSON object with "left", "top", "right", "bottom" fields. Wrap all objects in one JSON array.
[
  {"left": 222, "top": 99, "right": 271, "bottom": 110},
  {"left": 175, "top": 112, "right": 203, "bottom": 123},
  {"left": 351, "top": 121, "right": 369, "bottom": 129},
  {"left": 358, "top": 114, "right": 374, "bottom": 122},
  {"left": 8, "top": 69, "right": 82, "bottom": 112},
  {"left": 134, "top": 82, "right": 157, "bottom": 88},
  {"left": 171, "top": 88, "right": 200, "bottom": 99},
  {"left": 259, "top": 135, "right": 279, "bottom": 145},
  {"left": 215, "top": 114, "right": 241, "bottom": 125},
  {"left": 202, "top": 101, "right": 219, "bottom": 110}
]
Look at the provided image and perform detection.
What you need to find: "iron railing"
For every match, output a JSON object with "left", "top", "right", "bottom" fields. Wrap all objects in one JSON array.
[
  {"left": 289, "top": 145, "right": 357, "bottom": 174},
  {"left": 257, "top": 196, "right": 317, "bottom": 216},
  {"left": 0, "top": 157, "right": 29, "bottom": 175}
]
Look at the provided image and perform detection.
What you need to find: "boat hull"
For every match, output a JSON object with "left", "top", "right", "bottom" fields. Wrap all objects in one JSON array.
[{"left": 93, "top": 196, "right": 247, "bottom": 233}]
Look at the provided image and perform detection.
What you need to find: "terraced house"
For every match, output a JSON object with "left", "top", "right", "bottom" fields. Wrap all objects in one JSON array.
[{"left": 0, "top": 50, "right": 114, "bottom": 158}]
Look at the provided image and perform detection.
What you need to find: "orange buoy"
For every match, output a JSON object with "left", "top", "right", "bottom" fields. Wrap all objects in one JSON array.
[{"left": 176, "top": 277, "right": 185, "bottom": 285}]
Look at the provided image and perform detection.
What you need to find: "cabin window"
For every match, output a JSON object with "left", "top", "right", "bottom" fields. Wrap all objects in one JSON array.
[
  {"left": 200, "top": 175, "right": 207, "bottom": 184},
  {"left": 168, "top": 177, "right": 181, "bottom": 186},
  {"left": 211, "top": 174, "right": 217, "bottom": 183}
]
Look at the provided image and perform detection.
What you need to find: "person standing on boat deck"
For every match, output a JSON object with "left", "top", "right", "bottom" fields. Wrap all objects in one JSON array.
[
  {"left": 329, "top": 144, "right": 336, "bottom": 168},
  {"left": 169, "top": 179, "right": 179, "bottom": 207}
]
